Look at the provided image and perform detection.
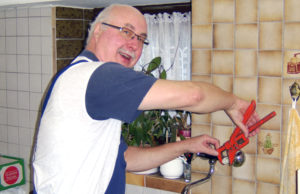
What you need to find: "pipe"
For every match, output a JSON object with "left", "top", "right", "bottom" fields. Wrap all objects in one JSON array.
[{"left": 181, "top": 158, "right": 217, "bottom": 194}]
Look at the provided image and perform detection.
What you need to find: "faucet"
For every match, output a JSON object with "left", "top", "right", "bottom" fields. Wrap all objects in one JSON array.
[{"left": 181, "top": 154, "right": 217, "bottom": 194}]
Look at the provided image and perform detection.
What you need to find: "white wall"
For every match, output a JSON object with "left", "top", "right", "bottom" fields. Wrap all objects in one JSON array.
[{"left": 0, "top": 5, "right": 53, "bottom": 193}]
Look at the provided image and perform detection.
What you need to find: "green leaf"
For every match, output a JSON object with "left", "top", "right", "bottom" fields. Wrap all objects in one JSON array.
[
  {"left": 146, "top": 57, "right": 161, "bottom": 74},
  {"left": 159, "top": 69, "right": 167, "bottom": 79}
]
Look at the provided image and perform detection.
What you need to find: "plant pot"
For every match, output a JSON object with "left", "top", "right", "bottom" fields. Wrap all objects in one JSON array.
[
  {"left": 160, "top": 157, "right": 183, "bottom": 179},
  {"left": 179, "top": 129, "right": 191, "bottom": 138}
]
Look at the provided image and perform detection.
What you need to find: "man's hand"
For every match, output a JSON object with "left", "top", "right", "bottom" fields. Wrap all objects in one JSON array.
[
  {"left": 225, "top": 98, "right": 261, "bottom": 137},
  {"left": 183, "top": 135, "right": 220, "bottom": 156}
]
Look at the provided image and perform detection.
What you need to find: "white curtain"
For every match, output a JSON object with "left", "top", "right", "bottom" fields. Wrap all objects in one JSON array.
[{"left": 135, "top": 12, "right": 191, "bottom": 81}]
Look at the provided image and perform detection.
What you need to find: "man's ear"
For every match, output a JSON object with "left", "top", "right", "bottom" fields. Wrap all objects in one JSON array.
[{"left": 93, "top": 23, "right": 102, "bottom": 40}]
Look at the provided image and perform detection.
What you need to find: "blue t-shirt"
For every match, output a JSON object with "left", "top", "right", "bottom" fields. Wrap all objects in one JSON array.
[{"left": 82, "top": 50, "right": 156, "bottom": 193}]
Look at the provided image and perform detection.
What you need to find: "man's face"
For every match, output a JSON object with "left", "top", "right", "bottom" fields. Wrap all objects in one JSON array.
[{"left": 93, "top": 7, "right": 147, "bottom": 68}]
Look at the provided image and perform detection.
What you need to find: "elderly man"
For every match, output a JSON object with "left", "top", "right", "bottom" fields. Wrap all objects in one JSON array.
[{"left": 32, "top": 4, "right": 259, "bottom": 194}]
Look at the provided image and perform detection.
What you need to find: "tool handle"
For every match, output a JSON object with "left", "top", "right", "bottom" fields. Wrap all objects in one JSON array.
[
  {"left": 231, "top": 100, "right": 256, "bottom": 137},
  {"left": 248, "top": 111, "right": 276, "bottom": 133}
]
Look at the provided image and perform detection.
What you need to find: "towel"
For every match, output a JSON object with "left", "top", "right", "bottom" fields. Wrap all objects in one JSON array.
[{"left": 280, "top": 100, "right": 300, "bottom": 194}]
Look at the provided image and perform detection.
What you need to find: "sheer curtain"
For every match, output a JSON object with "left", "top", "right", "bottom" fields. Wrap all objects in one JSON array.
[{"left": 135, "top": 12, "right": 191, "bottom": 81}]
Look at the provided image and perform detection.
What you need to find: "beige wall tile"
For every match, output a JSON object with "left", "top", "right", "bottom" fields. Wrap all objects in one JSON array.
[
  {"left": 211, "top": 111, "right": 232, "bottom": 126},
  {"left": 258, "top": 51, "right": 282, "bottom": 77},
  {"left": 190, "top": 173, "right": 211, "bottom": 193},
  {"left": 213, "top": 0, "right": 234, "bottom": 22},
  {"left": 232, "top": 154, "right": 256, "bottom": 181},
  {"left": 192, "top": 156, "right": 211, "bottom": 172},
  {"left": 259, "top": 22, "right": 282, "bottom": 50},
  {"left": 256, "top": 104, "right": 281, "bottom": 131},
  {"left": 212, "top": 175, "right": 232, "bottom": 194},
  {"left": 191, "top": 124, "right": 211, "bottom": 137},
  {"left": 285, "top": 0, "right": 300, "bottom": 21},
  {"left": 213, "top": 23, "right": 234, "bottom": 49},
  {"left": 191, "top": 75, "right": 212, "bottom": 82},
  {"left": 284, "top": 23, "right": 300, "bottom": 50},
  {"left": 236, "top": 24, "right": 258, "bottom": 49},
  {"left": 257, "top": 130, "right": 280, "bottom": 158},
  {"left": 212, "top": 50, "right": 234, "bottom": 74},
  {"left": 259, "top": 0, "right": 283, "bottom": 21},
  {"left": 243, "top": 135, "right": 257, "bottom": 155},
  {"left": 192, "top": 49, "right": 211, "bottom": 75},
  {"left": 192, "top": 113, "right": 211, "bottom": 124},
  {"left": 214, "top": 162, "right": 232, "bottom": 176},
  {"left": 212, "top": 75, "right": 233, "bottom": 92},
  {"left": 234, "top": 77, "right": 257, "bottom": 101},
  {"left": 258, "top": 77, "right": 281, "bottom": 104},
  {"left": 235, "top": 50, "right": 257, "bottom": 77},
  {"left": 212, "top": 125, "right": 233, "bottom": 145},
  {"left": 232, "top": 179, "right": 256, "bottom": 194},
  {"left": 192, "top": 0, "right": 212, "bottom": 24},
  {"left": 257, "top": 182, "right": 280, "bottom": 194},
  {"left": 192, "top": 25, "right": 213, "bottom": 48},
  {"left": 257, "top": 157, "right": 280, "bottom": 184},
  {"left": 236, "top": 0, "right": 257, "bottom": 23},
  {"left": 283, "top": 50, "right": 300, "bottom": 78}
]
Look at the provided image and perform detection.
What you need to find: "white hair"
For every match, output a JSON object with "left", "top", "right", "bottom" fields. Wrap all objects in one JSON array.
[{"left": 86, "top": 4, "right": 138, "bottom": 45}]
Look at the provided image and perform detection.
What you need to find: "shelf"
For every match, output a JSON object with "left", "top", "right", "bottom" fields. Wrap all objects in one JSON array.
[{"left": 126, "top": 172, "right": 189, "bottom": 193}]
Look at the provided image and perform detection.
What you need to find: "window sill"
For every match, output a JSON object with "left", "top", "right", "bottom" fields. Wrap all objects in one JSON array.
[{"left": 126, "top": 172, "right": 188, "bottom": 193}]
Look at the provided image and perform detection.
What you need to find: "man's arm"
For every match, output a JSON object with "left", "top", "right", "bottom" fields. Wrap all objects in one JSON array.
[
  {"left": 125, "top": 134, "right": 220, "bottom": 172},
  {"left": 138, "top": 79, "right": 260, "bottom": 136}
]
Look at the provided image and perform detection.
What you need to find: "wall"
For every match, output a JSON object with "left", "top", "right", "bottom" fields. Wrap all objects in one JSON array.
[
  {"left": 191, "top": 0, "right": 300, "bottom": 194},
  {"left": 0, "top": 5, "right": 53, "bottom": 192}
]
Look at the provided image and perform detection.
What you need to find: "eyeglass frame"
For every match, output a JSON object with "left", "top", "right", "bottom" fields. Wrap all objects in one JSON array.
[{"left": 101, "top": 22, "right": 149, "bottom": 46}]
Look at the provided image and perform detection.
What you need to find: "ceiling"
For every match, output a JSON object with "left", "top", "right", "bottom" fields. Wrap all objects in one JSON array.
[{"left": 0, "top": 0, "right": 190, "bottom": 8}]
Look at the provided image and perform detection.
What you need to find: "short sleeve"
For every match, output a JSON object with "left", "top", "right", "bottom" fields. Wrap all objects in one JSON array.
[{"left": 85, "top": 62, "right": 157, "bottom": 123}]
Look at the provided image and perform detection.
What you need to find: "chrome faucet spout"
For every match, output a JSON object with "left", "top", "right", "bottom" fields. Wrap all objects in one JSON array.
[{"left": 181, "top": 158, "right": 216, "bottom": 194}]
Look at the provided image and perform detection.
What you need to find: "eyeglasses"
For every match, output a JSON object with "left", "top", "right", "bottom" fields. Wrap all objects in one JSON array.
[{"left": 102, "top": 22, "right": 149, "bottom": 46}]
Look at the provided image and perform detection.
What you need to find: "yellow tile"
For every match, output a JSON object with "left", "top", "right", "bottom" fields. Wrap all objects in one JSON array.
[
  {"left": 191, "top": 75, "right": 212, "bottom": 82},
  {"left": 211, "top": 111, "right": 232, "bottom": 126},
  {"left": 213, "top": 23, "right": 234, "bottom": 49},
  {"left": 232, "top": 179, "right": 256, "bottom": 194},
  {"left": 258, "top": 51, "right": 282, "bottom": 77},
  {"left": 285, "top": 0, "right": 300, "bottom": 21},
  {"left": 283, "top": 50, "right": 300, "bottom": 78},
  {"left": 258, "top": 77, "right": 282, "bottom": 104},
  {"left": 192, "top": 156, "right": 210, "bottom": 172},
  {"left": 213, "top": 0, "right": 234, "bottom": 22},
  {"left": 212, "top": 75, "right": 233, "bottom": 93},
  {"left": 284, "top": 23, "right": 300, "bottom": 50},
  {"left": 234, "top": 77, "right": 257, "bottom": 101},
  {"left": 212, "top": 175, "right": 232, "bottom": 194},
  {"left": 212, "top": 50, "right": 234, "bottom": 74},
  {"left": 257, "top": 182, "right": 280, "bottom": 194},
  {"left": 192, "top": 25, "right": 213, "bottom": 48},
  {"left": 257, "top": 130, "right": 280, "bottom": 158},
  {"left": 259, "top": 0, "right": 283, "bottom": 21},
  {"left": 243, "top": 135, "right": 257, "bottom": 155},
  {"left": 192, "top": 50, "right": 211, "bottom": 75},
  {"left": 259, "top": 22, "right": 282, "bottom": 50},
  {"left": 212, "top": 125, "right": 233, "bottom": 145},
  {"left": 192, "top": 113, "right": 211, "bottom": 124},
  {"left": 236, "top": 24, "right": 258, "bottom": 49},
  {"left": 191, "top": 124, "right": 211, "bottom": 137},
  {"left": 256, "top": 104, "right": 281, "bottom": 131},
  {"left": 257, "top": 157, "right": 280, "bottom": 184},
  {"left": 190, "top": 172, "right": 211, "bottom": 193},
  {"left": 214, "top": 162, "right": 232, "bottom": 176},
  {"left": 236, "top": 0, "right": 257, "bottom": 23},
  {"left": 192, "top": 0, "right": 212, "bottom": 24},
  {"left": 235, "top": 50, "right": 257, "bottom": 77},
  {"left": 232, "top": 154, "right": 256, "bottom": 181}
]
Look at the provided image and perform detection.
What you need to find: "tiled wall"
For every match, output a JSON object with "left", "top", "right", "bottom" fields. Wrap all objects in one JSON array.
[
  {"left": 55, "top": 7, "right": 94, "bottom": 72},
  {"left": 191, "top": 0, "right": 300, "bottom": 193},
  {"left": 0, "top": 5, "right": 53, "bottom": 192}
]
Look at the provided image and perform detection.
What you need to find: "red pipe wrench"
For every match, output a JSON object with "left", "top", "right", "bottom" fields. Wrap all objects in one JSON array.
[{"left": 217, "top": 100, "right": 276, "bottom": 165}]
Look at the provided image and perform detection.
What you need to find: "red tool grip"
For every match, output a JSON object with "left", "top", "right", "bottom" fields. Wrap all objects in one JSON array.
[{"left": 248, "top": 111, "right": 276, "bottom": 133}]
